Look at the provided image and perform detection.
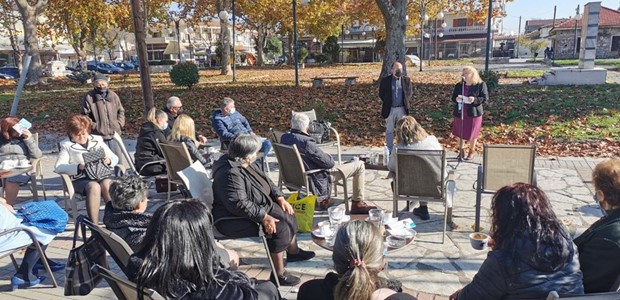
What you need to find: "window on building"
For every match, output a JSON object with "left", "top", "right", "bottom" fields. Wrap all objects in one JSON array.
[
  {"left": 612, "top": 36, "right": 620, "bottom": 51},
  {"left": 453, "top": 18, "right": 468, "bottom": 27},
  {"left": 152, "top": 31, "right": 162, "bottom": 38}
]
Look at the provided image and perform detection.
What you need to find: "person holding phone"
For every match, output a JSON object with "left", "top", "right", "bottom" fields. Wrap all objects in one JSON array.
[
  {"left": 0, "top": 117, "right": 42, "bottom": 205},
  {"left": 451, "top": 66, "right": 488, "bottom": 161}
]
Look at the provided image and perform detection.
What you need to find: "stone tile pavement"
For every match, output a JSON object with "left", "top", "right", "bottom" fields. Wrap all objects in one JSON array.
[{"left": 0, "top": 144, "right": 607, "bottom": 299}]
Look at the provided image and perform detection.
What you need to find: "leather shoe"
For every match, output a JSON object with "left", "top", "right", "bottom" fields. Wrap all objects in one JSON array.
[
  {"left": 412, "top": 205, "right": 430, "bottom": 220},
  {"left": 287, "top": 249, "right": 315, "bottom": 262},
  {"left": 33, "top": 259, "right": 65, "bottom": 274},
  {"left": 349, "top": 200, "right": 377, "bottom": 214},
  {"left": 270, "top": 270, "right": 301, "bottom": 286}
]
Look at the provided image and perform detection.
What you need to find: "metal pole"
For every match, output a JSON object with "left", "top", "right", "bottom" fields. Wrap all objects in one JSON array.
[
  {"left": 573, "top": 5, "right": 579, "bottom": 58},
  {"left": 293, "top": 0, "right": 299, "bottom": 87},
  {"left": 419, "top": 1, "right": 424, "bottom": 72},
  {"left": 232, "top": 0, "right": 237, "bottom": 82},
  {"left": 435, "top": 20, "right": 439, "bottom": 60},
  {"left": 10, "top": 55, "right": 31, "bottom": 116},
  {"left": 484, "top": 0, "right": 493, "bottom": 72},
  {"left": 372, "top": 28, "right": 376, "bottom": 63},
  {"left": 341, "top": 24, "right": 344, "bottom": 65},
  {"left": 176, "top": 20, "right": 181, "bottom": 62},
  {"left": 517, "top": 16, "right": 521, "bottom": 58}
]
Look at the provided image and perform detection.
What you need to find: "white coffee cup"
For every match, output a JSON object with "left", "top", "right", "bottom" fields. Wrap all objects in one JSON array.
[
  {"left": 469, "top": 232, "right": 490, "bottom": 250},
  {"left": 353, "top": 156, "right": 359, "bottom": 162}
]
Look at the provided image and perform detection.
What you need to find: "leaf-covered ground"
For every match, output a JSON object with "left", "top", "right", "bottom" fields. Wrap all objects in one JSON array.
[{"left": 0, "top": 63, "right": 618, "bottom": 157}]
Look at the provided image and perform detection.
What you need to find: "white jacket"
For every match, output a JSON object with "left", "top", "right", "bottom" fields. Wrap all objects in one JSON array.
[{"left": 55, "top": 134, "right": 119, "bottom": 177}]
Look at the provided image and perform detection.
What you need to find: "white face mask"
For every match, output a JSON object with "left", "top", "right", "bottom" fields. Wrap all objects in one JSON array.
[
  {"left": 246, "top": 152, "right": 258, "bottom": 164},
  {"left": 161, "top": 122, "right": 169, "bottom": 131},
  {"left": 229, "top": 107, "right": 236, "bottom": 115}
]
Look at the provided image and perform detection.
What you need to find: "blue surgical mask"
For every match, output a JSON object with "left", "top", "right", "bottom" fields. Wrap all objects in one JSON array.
[
  {"left": 161, "top": 122, "right": 169, "bottom": 131},
  {"left": 594, "top": 193, "right": 608, "bottom": 217},
  {"left": 229, "top": 107, "right": 236, "bottom": 115}
]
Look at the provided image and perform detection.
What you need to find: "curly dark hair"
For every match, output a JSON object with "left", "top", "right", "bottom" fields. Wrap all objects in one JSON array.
[
  {"left": 490, "top": 183, "right": 570, "bottom": 261},
  {"left": 109, "top": 175, "right": 148, "bottom": 211}
]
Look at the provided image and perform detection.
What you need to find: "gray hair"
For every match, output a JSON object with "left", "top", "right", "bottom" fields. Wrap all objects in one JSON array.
[
  {"left": 333, "top": 220, "right": 385, "bottom": 300},
  {"left": 291, "top": 113, "right": 310, "bottom": 131},
  {"left": 219, "top": 97, "right": 235, "bottom": 109},
  {"left": 228, "top": 133, "right": 261, "bottom": 162},
  {"left": 166, "top": 96, "right": 181, "bottom": 109},
  {"left": 146, "top": 108, "right": 168, "bottom": 124},
  {"left": 109, "top": 175, "right": 148, "bottom": 211}
]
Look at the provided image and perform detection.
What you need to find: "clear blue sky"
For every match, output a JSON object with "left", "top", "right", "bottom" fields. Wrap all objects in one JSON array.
[{"left": 504, "top": 0, "right": 619, "bottom": 34}]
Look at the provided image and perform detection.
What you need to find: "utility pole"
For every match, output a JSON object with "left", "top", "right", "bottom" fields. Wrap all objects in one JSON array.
[{"left": 516, "top": 16, "right": 521, "bottom": 58}]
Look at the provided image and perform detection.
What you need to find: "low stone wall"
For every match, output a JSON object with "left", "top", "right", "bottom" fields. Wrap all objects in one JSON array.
[{"left": 149, "top": 65, "right": 174, "bottom": 73}]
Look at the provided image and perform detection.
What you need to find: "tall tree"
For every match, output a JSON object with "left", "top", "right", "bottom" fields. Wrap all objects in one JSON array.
[
  {"left": 14, "top": 0, "right": 47, "bottom": 85},
  {"left": 0, "top": 1, "right": 22, "bottom": 71}
]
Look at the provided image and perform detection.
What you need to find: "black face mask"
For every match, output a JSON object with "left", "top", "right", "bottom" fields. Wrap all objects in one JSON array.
[
  {"left": 394, "top": 70, "right": 402, "bottom": 78},
  {"left": 95, "top": 86, "right": 108, "bottom": 94}
]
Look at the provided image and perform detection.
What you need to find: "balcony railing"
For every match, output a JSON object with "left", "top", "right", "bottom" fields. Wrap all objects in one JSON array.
[{"left": 446, "top": 26, "right": 488, "bottom": 34}]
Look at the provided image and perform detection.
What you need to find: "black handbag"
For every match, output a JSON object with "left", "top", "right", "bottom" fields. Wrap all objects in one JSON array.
[
  {"left": 64, "top": 216, "right": 108, "bottom": 296},
  {"left": 82, "top": 147, "right": 112, "bottom": 180}
]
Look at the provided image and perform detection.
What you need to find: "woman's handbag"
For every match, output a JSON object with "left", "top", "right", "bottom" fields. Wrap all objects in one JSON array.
[
  {"left": 64, "top": 215, "right": 108, "bottom": 296},
  {"left": 15, "top": 200, "right": 69, "bottom": 234},
  {"left": 82, "top": 147, "right": 113, "bottom": 180}
]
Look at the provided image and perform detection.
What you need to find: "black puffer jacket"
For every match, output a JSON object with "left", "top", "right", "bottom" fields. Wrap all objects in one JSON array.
[
  {"left": 211, "top": 155, "right": 281, "bottom": 223},
  {"left": 102, "top": 202, "right": 152, "bottom": 252},
  {"left": 134, "top": 122, "right": 166, "bottom": 176},
  {"left": 457, "top": 236, "right": 584, "bottom": 300},
  {"left": 280, "top": 129, "right": 334, "bottom": 201},
  {"left": 179, "top": 136, "right": 208, "bottom": 166}
]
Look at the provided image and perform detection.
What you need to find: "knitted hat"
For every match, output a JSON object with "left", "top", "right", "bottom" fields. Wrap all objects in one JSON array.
[{"left": 93, "top": 73, "right": 108, "bottom": 82}]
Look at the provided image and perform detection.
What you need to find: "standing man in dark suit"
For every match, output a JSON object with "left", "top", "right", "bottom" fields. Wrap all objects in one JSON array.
[{"left": 379, "top": 61, "right": 414, "bottom": 153}]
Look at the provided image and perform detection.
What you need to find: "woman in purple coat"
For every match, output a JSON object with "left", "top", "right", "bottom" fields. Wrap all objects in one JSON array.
[{"left": 451, "top": 66, "right": 488, "bottom": 160}]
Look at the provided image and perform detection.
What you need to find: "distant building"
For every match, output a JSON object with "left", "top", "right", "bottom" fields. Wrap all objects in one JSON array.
[{"left": 549, "top": 6, "right": 620, "bottom": 59}]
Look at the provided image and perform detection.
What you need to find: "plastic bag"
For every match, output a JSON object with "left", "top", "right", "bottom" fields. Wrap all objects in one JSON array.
[{"left": 286, "top": 192, "right": 317, "bottom": 233}]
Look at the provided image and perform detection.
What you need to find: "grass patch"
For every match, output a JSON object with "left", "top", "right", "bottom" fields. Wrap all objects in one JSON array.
[
  {"left": 506, "top": 70, "right": 545, "bottom": 78},
  {"left": 0, "top": 93, "right": 13, "bottom": 102},
  {"left": 552, "top": 58, "right": 620, "bottom": 68}
]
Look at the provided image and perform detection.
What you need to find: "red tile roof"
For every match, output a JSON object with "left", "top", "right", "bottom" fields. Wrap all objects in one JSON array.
[{"left": 554, "top": 6, "right": 620, "bottom": 29}]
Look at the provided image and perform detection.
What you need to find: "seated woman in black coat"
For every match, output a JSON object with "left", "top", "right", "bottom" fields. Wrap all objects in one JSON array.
[
  {"left": 128, "top": 199, "right": 279, "bottom": 300},
  {"left": 298, "top": 220, "right": 415, "bottom": 300},
  {"left": 167, "top": 114, "right": 209, "bottom": 166},
  {"left": 574, "top": 158, "right": 620, "bottom": 293},
  {"left": 211, "top": 133, "right": 315, "bottom": 286},
  {"left": 134, "top": 108, "right": 167, "bottom": 176},
  {"left": 450, "top": 183, "right": 584, "bottom": 300}
]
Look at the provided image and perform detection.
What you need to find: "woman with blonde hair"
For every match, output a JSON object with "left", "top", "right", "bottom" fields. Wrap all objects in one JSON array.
[
  {"left": 451, "top": 66, "right": 488, "bottom": 160},
  {"left": 387, "top": 116, "right": 442, "bottom": 220},
  {"left": 167, "top": 114, "right": 208, "bottom": 166},
  {"left": 134, "top": 107, "right": 167, "bottom": 176},
  {"left": 298, "top": 220, "right": 415, "bottom": 300}
]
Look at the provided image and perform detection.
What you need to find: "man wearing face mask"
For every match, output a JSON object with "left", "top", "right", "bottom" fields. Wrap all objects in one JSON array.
[
  {"left": 379, "top": 61, "right": 414, "bottom": 153},
  {"left": 212, "top": 97, "right": 271, "bottom": 158},
  {"left": 81, "top": 73, "right": 127, "bottom": 166},
  {"left": 162, "top": 96, "right": 183, "bottom": 136}
]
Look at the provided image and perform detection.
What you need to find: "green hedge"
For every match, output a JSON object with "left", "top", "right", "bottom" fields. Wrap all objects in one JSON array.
[{"left": 169, "top": 62, "right": 200, "bottom": 89}]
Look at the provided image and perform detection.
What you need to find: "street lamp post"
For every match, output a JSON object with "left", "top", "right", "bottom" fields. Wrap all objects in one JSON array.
[
  {"left": 435, "top": 12, "right": 446, "bottom": 61},
  {"left": 372, "top": 27, "right": 376, "bottom": 62},
  {"left": 293, "top": 0, "right": 299, "bottom": 86},
  {"left": 573, "top": 5, "right": 582, "bottom": 58},
  {"left": 484, "top": 0, "right": 495, "bottom": 72}
]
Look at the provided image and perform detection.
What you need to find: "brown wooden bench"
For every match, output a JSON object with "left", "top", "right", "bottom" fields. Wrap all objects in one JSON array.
[{"left": 312, "top": 76, "right": 358, "bottom": 87}]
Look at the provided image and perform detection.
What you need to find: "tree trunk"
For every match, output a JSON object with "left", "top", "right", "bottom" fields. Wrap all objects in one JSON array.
[
  {"left": 220, "top": 18, "right": 231, "bottom": 75},
  {"left": 376, "top": 0, "right": 408, "bottom": 80},
  {"left": 8, "top": 23, "right": 23, "bottom": 73},
  {"left": 130, "top": 0, "right": 154, "bottom": 118},
  {"left": 255, "top": 26, "right": 266, "bottom": 66},
  {"left": 287, "top": 31, "right": 293, "bottom": 65},
  {"left": 16, "top": 1, "right": 45, "bottom": 85}
]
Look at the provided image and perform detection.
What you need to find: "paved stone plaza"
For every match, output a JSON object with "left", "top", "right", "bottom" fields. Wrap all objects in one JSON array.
[{"left": 0, "top": 143, "right": 607, "bottom": 299}]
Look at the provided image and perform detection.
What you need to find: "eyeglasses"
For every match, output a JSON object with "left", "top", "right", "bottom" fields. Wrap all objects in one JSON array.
[{"left": 171, "top": 106, "right": 182, "bottom": 110}]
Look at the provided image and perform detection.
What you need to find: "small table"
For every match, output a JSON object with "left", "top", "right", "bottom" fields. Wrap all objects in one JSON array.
[{"left": 311, "top": 214, "right": 414, "bottom": 252}]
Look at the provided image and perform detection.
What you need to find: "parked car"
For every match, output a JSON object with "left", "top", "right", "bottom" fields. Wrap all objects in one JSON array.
[
  {"left": 113, "top": 62, "right": 137, "bottom": 70},
  {"left": 86, "top": 61, "right": 124, "bottom": 74},
  {"left": 0, "top": 73, "right": 14, "bottom": 79},
  {"left": 0, "top": 67, "right": 19, "bottom": 78}
]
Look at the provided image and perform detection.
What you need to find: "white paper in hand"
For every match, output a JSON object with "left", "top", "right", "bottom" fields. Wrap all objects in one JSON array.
[{"left": 12, "top": 119, "right": 32, "bottom": 135}]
